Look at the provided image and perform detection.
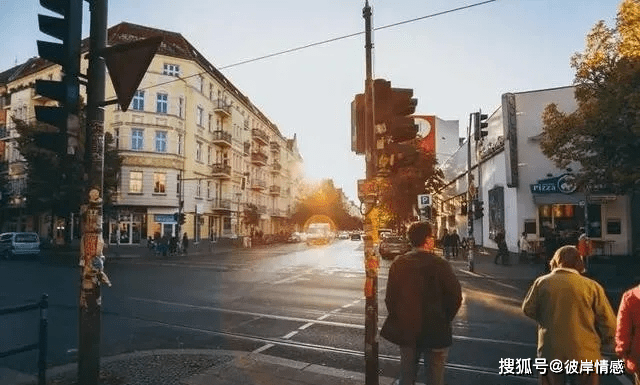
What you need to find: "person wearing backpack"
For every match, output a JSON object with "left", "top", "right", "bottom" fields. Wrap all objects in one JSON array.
[{"left": 381, "top": 221, "right": 462, "bottom": 385}]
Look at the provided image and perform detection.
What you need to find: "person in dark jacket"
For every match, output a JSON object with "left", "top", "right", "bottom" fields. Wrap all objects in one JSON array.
[
  {"left": 381, "top": 222, "right": 462, "bottom": 385},
  {"left": 182, "top": 232, "right": 189, "bottom": 255}
]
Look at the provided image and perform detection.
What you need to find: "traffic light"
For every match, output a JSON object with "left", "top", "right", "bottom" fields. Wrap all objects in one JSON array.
[
  {"left": 179, "top": 213, "right": 186, "bottom": 225},
  {"left": 473, "top": 111, "right": 488, "bottom": 141},
  {"left": 373, "top": 78, "right": 418, "bottom": 176},
  {"left": 34, "top": 0, "right": 83, "bottom": 155},
  {"left": 473, "top": 200, "right": 484, "bottom": 219},
  {"left": 351, "top": 93, "right": 365, "bottom": 155}
]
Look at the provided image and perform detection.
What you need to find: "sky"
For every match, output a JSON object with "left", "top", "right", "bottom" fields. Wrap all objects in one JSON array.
[{"left": 0, "top": 0, "right": 623, "bottom": 203}]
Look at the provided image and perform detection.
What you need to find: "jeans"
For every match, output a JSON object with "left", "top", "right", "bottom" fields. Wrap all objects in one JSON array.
[{"left": 399, "top": 345, "right": 449, "bottom": 385}]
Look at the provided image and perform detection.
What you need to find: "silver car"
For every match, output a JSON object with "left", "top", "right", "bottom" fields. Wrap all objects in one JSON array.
[{"left": 0, "top": 232, "right": 41, "bottom": 260}]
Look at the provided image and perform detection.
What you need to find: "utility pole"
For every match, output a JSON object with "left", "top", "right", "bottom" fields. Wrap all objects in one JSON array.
[
  {"left": 78, "top": 0, "right": 108, "bottom": 384},
  {"left": 362, "top": 2, "right": 379, "bottom": 384}
]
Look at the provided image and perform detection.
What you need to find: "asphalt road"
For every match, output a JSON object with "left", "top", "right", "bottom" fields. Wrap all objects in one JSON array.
[{"left": 0, "top": 240, "right": 630, "bottom": 384}]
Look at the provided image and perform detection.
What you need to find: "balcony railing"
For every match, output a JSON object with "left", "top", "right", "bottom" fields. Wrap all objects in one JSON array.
[
  {"left": 211, "top": 163, "right": 231, "bottom": 178},
  {"left": 252, "top": 128, "right": 269, "bottom": 145},
  {"left": 269, "top": 185, "right": 281, "bottom": 195},
  {"left": 212, "top": 198, "right": 232, "bottom": 211},
  {"left": 271, "top": 162, "right": 282, "bottom": 173},
  {"left": 250, "top": 179, "right": 266, "bottom": 190},
  {"left": 243, "top": 141, "right": 251, "bottom": 156},
  {"left": 211, "top": 130, "right": 232, "bottom": 147},
  {"left": 270, "top": 208, "right": 287, "bottom": 217},
  {"left": 213, "top": 99, "right": 231, "bottom": 117},
  {"left": 270, "top": 141, "right": 280, "bottom": 153},
  {"left": 251, "top": 151, "right": 268, "bottom": 166}
]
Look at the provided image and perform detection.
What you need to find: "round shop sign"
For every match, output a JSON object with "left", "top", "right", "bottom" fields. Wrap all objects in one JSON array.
[{"left": 557, "top": 174, "right": 577, "bottom": 194}]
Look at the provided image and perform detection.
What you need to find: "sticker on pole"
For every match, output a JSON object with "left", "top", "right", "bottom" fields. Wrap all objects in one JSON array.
[{"left": 417, "top": 194, "right": 431, "bottom": 208}]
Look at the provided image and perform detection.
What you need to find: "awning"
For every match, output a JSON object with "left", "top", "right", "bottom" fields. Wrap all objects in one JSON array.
[
  {"left": 532, "top": 193, "right": 618, "bottom": 205},
  {"left": 532, "top": 193, "right": 585, "bottom": 205}
]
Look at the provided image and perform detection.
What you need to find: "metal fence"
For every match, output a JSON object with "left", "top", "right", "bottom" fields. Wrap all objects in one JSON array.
[{"left": 0, "top": 294, "right": 49, "bottom": 385}]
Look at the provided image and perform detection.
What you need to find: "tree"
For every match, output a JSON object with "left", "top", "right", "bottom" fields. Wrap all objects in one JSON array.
[
  {"left": 289, "top": 179, "right": 362, "bottom": 230},
  {"left": 243, "top": 203, "right": 260, "bottom": 231},
  {"left": 13, "top": 117, "right": 122, "bottom": 228},
  {"left": 540, "top": 0, "right": 640, "bottom": 194},
  {"left": 376, "top": 145, "right": 444, "bottom": 231}
]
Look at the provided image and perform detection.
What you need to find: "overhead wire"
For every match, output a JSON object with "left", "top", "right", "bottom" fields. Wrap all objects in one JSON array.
[{"left": 131, "top": 0, "right": 496, "bottom": 95}]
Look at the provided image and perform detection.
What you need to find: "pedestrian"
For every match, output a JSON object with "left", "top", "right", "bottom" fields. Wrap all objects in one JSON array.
[
  {"left": 522, "top": 245, "right": 616, "bottom": 385},
  {"left": 380, "top": 221, "right": 462, "bottom": 385},
  {"left": 450, "top": 229, "right": 460, "bottom": 260},
  {"left": 441, "top": 229, "right": 450, "bottom": 259},
  {"left": 519, "top": 231, "right": 531, "bottom": 263},
  {"left": 615, "top": 283, "right": 640, "bottom": 385},
  {"left": 577, "top": 230, "right": 594, "bottom": 272},
  {"left": 182, "top": 232, "right": 189, "bottom": 255},
  {"left": 493, "top": 229, "right": 508, "bottom": 265}
]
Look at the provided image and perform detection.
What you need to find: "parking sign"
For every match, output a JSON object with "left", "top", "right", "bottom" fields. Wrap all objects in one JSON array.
[{"left": 417, "top": 194, "right": 431, "bottom": 208}]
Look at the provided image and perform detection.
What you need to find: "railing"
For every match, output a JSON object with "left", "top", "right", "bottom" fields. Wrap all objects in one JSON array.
[
  {"left": 211, "top": 130, "right": 232, "bottom": 145},
  {"left": 271, "top": 162, "right": 282, "bottom": 172},
  {"left": 213, "top": 99, "right": 231, "bottom": 116},
  {"left": 212, "top": 198, "right": 231, "bottom": 210},
  {"left": 251, "top": 179, "right": 266, "bottom": 189},
  {"left": 252, "top": 128, "right": 269, "bottom": 144},
  {"left": 269, "top": 185, "right": 281, "bottom": 195},
  {"left": 0, "top": 294, "right": 48, "bottom": 385},
  {"left": 270, "top": 141, "right": 280, "bottom": 152},
  {"left": 251, "top": 151, "right": 268, "bottom": 164},
  {"left": 243, "top": 141, "right": 251, "bottom": 156},
  {"left": 211, "top": 163, "right": 231, "bottom": 176}
]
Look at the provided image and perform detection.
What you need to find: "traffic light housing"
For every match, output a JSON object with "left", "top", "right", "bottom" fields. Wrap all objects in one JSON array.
[
  {"left": 473, "top": 111, "right": 488, "bottom": 141},
  {"left": 373, "top": 78, "right": 418, "bottom": 176},
  {"left": 473, "top": 200, "right": 484, "bottom": 219},
  {"left": 35, "top": 0, "right": 83, "bottom": 155},
  {"left": 179, "top": 213, "right": 186, "bottom": 225}
]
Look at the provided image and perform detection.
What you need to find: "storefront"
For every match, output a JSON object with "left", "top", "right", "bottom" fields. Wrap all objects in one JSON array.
[{"left": 108, "top": 208, "right": 146, "bottom": 244}]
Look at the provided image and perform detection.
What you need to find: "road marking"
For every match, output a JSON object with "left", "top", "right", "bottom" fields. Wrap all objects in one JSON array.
[
  {"left": 282, "top": 331, "right": 298, "bottom": 339},
  {"left": 252, "top": 343, "right": 274, "bottom": 354},
  {"left": 299, "top": 322, "right": 314, "bottom": 330},
  {"left": 272, "top": 271, "right": 310, "bottom": 285},
  {"left": 317, "top": 314, "right": 330, "bottom": 320},
  {"left": 457, "top": 268, "right": 485, "bottom": 278},
  {"left": 342, "top": 304, "right": 352, "bottom": 308}
]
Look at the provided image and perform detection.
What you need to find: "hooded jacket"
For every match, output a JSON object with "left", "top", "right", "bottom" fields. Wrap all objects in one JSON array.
[
  {"left": 381, "top": 250, "right": 462, "bottom": 348},
  {"left": 616, "top": 285, "right": 640, "bottom": 374}
]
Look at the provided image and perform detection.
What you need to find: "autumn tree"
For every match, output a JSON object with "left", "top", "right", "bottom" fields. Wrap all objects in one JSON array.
[
  {"left": 540, "top": 0, "right": 640, "bottom": 193},
  {"left": 290, "top": 179, "right": 362, "bottom": 230}
]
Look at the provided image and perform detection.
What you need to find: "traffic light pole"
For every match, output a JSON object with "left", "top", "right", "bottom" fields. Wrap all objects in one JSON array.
[
  {"left": 362, "top": 2, "right": 379, "bottom": 385},
  {"left": 79, "top": 0, "right": 108, "bottom": 384},
  {"left": 467, "top": 113, "right": 475, "bottom": 272}
]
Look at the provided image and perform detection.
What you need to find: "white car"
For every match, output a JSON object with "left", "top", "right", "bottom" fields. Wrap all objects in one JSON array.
[{"left": 0, "top": 232, "right": 41, "bottom": 260}]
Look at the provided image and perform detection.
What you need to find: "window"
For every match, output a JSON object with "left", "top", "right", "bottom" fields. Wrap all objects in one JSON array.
[
  {"left": 196, "top": 106, "right": 204, "bottom": 127},
  {"left": 208, "top": 114, "right": 213, "bottom": 132},
  {"left": 155, "top": 131, "right": 167, "bottom": 152},
  {"left": 198, "top": 75, "right": 204, "bottom": 92},
  {"left": 196, "top": 180, "right": 202, "bottom": 197},
  {"left": 207, "top": 146, "right": 211, "bottom": 165},
  {"left": 156, "top": 93, "right": 168, "bottom": 113},
  {"left": 177, "top": 134, "right": 183, "bottom": 155},
  {"left": 153, "top": 173, "right": 166, "bottom": 193},
  {"left": 209, "top": 84, "right": 213, "bottom": 100},
  {"left": 132, "top": 90, "right": 144, "bottom": 111},
  {"left": 196, "top": 141, "right": 202, "bottom": 162},
  {"left": 607, "top": 219, "right": 621, "bottom": 235},
  {"left": 129, "top": 171, "right": 143, "bottom": 193},
  {"left": 163, "top": 63, "right": 180, "bottom": 77},
  {"left": 114, "top": 128, "right": 120, "bottom": 149},
  {"left": 207, "top": 181, "right": 211, "bottom": 199},
  {"left": 131, "top": 129, "right": 144, "bottom": 150},
  {"left": 178, "top": 97, "right": 184, "bottom": 118}
]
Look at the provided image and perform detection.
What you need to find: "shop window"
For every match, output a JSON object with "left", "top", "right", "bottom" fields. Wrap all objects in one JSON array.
[
  {"left": 607, "top": 218, "right": 621, "bottom": 235},
  {"left": 587, "top": 203, "right": 602, "bottom": 238},
  {"left": 153, "top": 173, "right": 166, "bottom": 193}
]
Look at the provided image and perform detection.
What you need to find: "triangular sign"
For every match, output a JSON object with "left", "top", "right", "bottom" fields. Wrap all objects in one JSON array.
[{"left": 101, "top": 36, "right": 163, "bottom": 112}]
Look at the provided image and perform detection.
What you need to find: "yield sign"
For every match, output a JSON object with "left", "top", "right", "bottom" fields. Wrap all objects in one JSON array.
[{"left": 101, "top": 36, "right": 163, "bottom": 112}]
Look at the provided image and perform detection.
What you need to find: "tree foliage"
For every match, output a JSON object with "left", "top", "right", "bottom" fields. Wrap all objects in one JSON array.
[
  {"left": 13, "top": 117, "right": 122, "bottom": 218},
  {"left": 375, "top": 145, "right": 444, "bottom": 230},
  {"left": 540, "top": 0, "right": 640, "bottom": 193},
  {"left": 289, "top": 179, "right": 362, "bottom": 230},
  {"left": 243, "top": 203, "right": 261, "bottom": 228}
]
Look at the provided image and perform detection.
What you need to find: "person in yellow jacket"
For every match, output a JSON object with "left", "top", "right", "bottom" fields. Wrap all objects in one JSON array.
[{"left": 522, "top": 245, "right": 616, "bottom": 385}]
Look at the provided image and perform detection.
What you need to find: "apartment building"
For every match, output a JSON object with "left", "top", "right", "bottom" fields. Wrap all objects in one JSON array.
[{"left": 0, "top": 22, "right": 304, "bottom": 245}]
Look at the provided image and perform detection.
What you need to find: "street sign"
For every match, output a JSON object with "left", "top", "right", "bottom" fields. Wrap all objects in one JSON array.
[{"left": 417, "top": 194, "right": 431, "bottom": 208}]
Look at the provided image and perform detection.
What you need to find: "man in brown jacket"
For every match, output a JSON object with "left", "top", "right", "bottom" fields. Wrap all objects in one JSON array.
[
  {"left": 381, "top": 222, "right": 462, "bottom": 385},
  {"left": 522, "top": 245, "right": 617, "bottom": 385}
]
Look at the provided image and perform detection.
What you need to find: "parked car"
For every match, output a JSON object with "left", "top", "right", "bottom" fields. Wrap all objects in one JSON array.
[
  {"left": 378, "top": 235, "right": 411, "bottom": 260},
  {"left": 338, "top": 231, "right": 350, "bottom": 240},
  {"left": 0, "top": 232, "right": 41, "bottom": 260},
  {"left": 350, "top": 233, "right": 362, "bottom": 241}
]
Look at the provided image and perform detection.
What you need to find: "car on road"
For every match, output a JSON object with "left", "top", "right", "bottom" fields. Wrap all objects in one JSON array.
[
  {"left": 338, "top": 232, "right": 350, "bottom": 240},
  {"left": 350, "top": 233, "right": 362, "bottom": 241},
  {"left": 378, "top": 235, "right": 411, "bottom": 260},
  {"left": 0, "top": 232, "right": 41, "bottom": 260}
]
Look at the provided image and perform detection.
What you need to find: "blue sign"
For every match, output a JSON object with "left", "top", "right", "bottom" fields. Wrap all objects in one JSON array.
[
  {"left": 530, "top": 174, "right": 576, "bottom": 194},
  {"left": 154, "top": 214, "right": 175, "bottom": 223}
]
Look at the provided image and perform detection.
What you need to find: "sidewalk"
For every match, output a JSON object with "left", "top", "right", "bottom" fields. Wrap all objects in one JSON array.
[{"left": 0, "top": 349, "right": 399, "bottom": 385}]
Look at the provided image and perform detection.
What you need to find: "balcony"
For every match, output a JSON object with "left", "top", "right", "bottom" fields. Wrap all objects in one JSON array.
[
  {"left": 213, "top": 99, "right": 231, "bottom": 117},
  {"left": 243, "top": 141, "right": 251, "bottom": 156},
  {"left": 244, "top": 120, "right": 249, "bottom": 130},
  {"left": 269, "top": 185, "right": 281, "bottom": 196},
  {"left": 211, "top": 163, "right": 232, "bottom": 178},
  {"left": 211, "top": 130, "right": 232, "bottom": 147},
  {"left": 257, "top": 205, "right": 267, "bottom": 214},
  {"left": 270, "top": 162, "right": 282, "bottom": 174},
  {"left": 252, "top": 128, "right": 269, "bottom": 145},
  {"left": 270, "top": 208, "right": 287, "bottom": 217},
  {"left": 270, "top": 141, "right": 280, "bottom": 153},
  {"left": 251, "top": 150, "right": 268, "bottom": 166},
  {"left": 250, "top": 178, "right": 266, "bottom": 191},
  {"left": 212, "top": 198, "right": 232, "bottom": 212}
]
